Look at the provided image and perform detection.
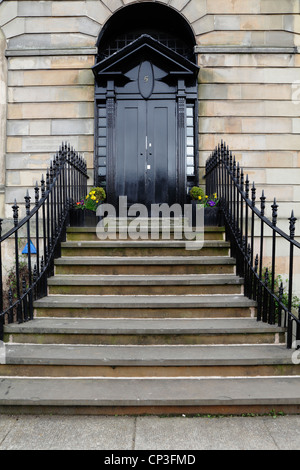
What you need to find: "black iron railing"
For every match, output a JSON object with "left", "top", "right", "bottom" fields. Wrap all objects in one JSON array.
[
  {"left": 0, "top": 143, "right": 88, "bottom": 339},
  {"left": 205, "top": 141, "right": 300, "bottom": 349}
]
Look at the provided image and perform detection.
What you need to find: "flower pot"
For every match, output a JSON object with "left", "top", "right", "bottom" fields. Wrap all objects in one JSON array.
[
  {"left": 204, "top": 206, "right": 224, "bottom": 227},
  {"left": 191, "top": 201, "right": 223, "bottom": 227}
]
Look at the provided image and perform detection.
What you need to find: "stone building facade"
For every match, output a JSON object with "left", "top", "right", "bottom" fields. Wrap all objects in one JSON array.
[{"left": 0, "top": 0, "right": 300, "bottom": 281}]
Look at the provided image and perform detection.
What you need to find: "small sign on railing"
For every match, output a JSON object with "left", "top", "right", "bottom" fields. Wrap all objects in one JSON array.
[{"left": 22, "top": 240, "right": 37, "bottom": 255}]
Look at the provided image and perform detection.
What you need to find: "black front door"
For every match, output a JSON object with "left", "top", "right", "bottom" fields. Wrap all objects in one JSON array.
[
  {"left": 93, "top": 35, "right": 199, "bottom": 209},
  {"left": 115, "top": 99, "right": 176, "bottom": 208}
]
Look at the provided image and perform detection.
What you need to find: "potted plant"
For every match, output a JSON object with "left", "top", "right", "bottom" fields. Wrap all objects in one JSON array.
[
  {"left": 71, "top": 187, "right": 106, "bottom": 227},
  {"left": 202, "top": 193, "right": 222, "bottom": 226},
  {"left": 189, "top": 187, "right": 222, "bottom": 226}
]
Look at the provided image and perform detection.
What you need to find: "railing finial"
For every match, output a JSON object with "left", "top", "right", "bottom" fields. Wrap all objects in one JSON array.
[{"left": 289, "top": 210, "right": 297, "bottom": 240}]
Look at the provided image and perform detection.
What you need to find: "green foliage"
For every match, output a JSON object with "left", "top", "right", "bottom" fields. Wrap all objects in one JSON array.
[
  {"left": 5, "top": 259, "right": 29, "bottom": 300},
  {"left": 189, "top": 186, "right": 205, "bottom": 200},
  {"left": 262, "top": 267, "right": 300, "bottom": 310}
]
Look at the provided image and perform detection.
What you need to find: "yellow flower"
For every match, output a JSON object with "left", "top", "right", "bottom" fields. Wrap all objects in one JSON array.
[
  {"left": 205, "top": 195, "right": 208, "bottom": 199},
  {"left": 213, "top": 193, "right": 217, "bottom": 198},
  {"left": 198, "top": 196, "right": 202, "bottom": 200}
]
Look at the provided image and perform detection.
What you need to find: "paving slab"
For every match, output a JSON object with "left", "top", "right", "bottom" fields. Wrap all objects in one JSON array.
[
  {"left": 134, "top": 415, "right": 278, "bottom": 450},
  {"left": 0, "top": 415, "right": 135, "bottom": 450},
  {"left": 1, "top": 414, "right": 300, "bottom": 450}
]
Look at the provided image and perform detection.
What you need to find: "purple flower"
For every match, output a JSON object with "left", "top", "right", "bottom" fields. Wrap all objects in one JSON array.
[{"left": 208, "top": 200, "right": 216, "bottom": 206}]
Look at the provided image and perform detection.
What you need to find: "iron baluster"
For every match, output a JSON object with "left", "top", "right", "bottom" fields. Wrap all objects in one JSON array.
[
  {"left": 297, "top": 306, "right": 300, "bottom": 348},
  {"left": 250, "top": 182, "right": 256, "bottom": 268},
  {"left": 263, "top": 267, "right": 269, "bottom": 323},
  {"left": 278, "top": 281, "right": 284, "bottom": 328},
  {"left": 287, "top": 211, "right": 297, "bottom": 348},
  {"left": 46, "top": 168, "right": 51, "bottom": 263},
  {"left": 8, "top": 286, "right": 13, "bottom": 324},
  {"left": 22, "top": 277, "right": 28, "bottom": 322},
  {"left": 0, "top": 218, "right": 3, "bottom": 314},
  {"left": 259, "top": 190, "right": 266, "bottom": 281},
  {"left": 0, "top": 219, "right": 3, "bottom": 339},
  {"left": 236, "top": 162, "right": 240, "bottom": 243},
  {"left": 270, "top": 198, "right": 278, "bottom": 325},
  {"left": 24, "top": 190, "right": 33, "bottom": 320},
  {"left": 12, "top": 200, "right": 22, "bottom": 324},
  {"left": 34, "top": 182, "right": 40, "bottom": 278}
]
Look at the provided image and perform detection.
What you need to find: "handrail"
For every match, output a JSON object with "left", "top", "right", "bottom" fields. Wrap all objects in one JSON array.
[
  {"left": 205, "top": 141, "right": 300, "bottom": 349},
  {"left": 0, "top": 142, "right": 88, "bottom": 339}
]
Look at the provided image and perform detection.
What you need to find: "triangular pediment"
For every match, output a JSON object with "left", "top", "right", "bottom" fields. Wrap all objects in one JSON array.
[{"left": 93, "top": 34, "right": 199, "bottom": 80}]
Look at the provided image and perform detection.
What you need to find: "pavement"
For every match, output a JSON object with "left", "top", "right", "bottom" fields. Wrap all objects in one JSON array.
[{"left": 0, "top": 413, "right": 300, "bottom": 450}]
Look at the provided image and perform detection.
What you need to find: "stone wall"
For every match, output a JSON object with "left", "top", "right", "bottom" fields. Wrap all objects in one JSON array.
[
  {"left": 0, "top": 0, "right": 299, "bottom": 221},
  {"left": 0, "top": 0, "right": 300, "bottom": 288}
]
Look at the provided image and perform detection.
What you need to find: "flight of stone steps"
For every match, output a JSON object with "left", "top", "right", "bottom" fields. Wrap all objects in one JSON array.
[{"left": 1, "top": 218, "right": 300, "bottom": 415}]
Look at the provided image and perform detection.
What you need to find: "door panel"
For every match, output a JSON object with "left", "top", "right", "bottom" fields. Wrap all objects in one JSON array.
[
  {"left": 116, "top": 101, "right": 147, "bottom": 205},
  {"left": 146, "top": 100, "right": 176, "bottom": 206},
  {"left": 115, "top": 99, "right": 177, "bottom": 208}
]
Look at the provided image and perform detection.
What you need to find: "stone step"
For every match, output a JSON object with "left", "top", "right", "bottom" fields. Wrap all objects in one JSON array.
[
  {"left": 54, "top": 256, "right": 236, "bottom": 275},
  {"left": 34, "top": 294, "right": 256, "bottom": 318},
  {"left": 0, "top": 376, "right": 300, "bottom": 415},
  {"left": 102, "top": 216, "right": 187, "bottom": 227},
  {"left": 47, "top": 274, "right": 243, "bottom": 295},
  {"left": 60, "top": 240, "right": 230, "bottom": 257},
  {"left": 0, "top": 343, "right": 297, "bottom": 378},
  {"left": 66, "top": 226, "right": 226, "bottom": 241},
  {"left": 4, "top": 317, "right": 284, "bottom": 345}
]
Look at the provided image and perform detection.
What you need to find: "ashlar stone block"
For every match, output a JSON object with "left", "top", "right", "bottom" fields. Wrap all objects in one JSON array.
[
  {"left": 7, "top": 120, "right": 29, "bottom": 136},
  {"left": 182, "top": 0, "right": 207, "bottom": 23},
  {"left": 206, "top": 0, "right": 261, "bottom": 14},
  {"left": 51, "top": 119, "right": 93, "bottom": 135},
  {"left": 85, "top": 1, "right": 112, "bottom": 24},
  {"left": 260, "top": 0, "right": 300, "bottom": 14},
  {"left": 193, "top": 16, "right": 214, "bottom": 35},
  {"left": 18, "top": 1, "right": 52, "bottom": 17},
  {"left": 169, "top": 0, "right": 191, "bottom": 12},
  {"left": 8, "top": 85, "right": 94, "bottom": 103},
  {"left": 8, "top": 55, "right": 95, "bottom": 71},
  {"left": 8, "top": 102, "right": 94, "bottom": 120},
  {"left": 100, "top": 0, "right": 123, "bottom": 12},
  {"left": 0, "top": 1, "right": 18, "bottom": 28},
  {"left": 9, "top": 69, "right": 94, "bottom": 87},
  {"left": 2, "top": 18, "right": 25, "bottom": 39}
]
